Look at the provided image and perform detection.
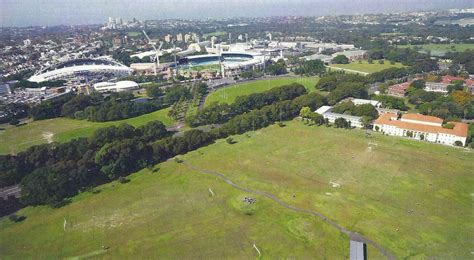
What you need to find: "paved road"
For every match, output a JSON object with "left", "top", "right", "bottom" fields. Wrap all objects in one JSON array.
[
  {"left": 0, "top": 185, "right": 21, "bottom": 199},
  {"left": 183, "top": 162, "right": 395, "bottom": 260}
]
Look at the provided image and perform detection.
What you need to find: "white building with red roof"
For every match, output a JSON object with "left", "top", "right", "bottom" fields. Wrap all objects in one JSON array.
[
  {"left": 373, "top": 113, "right": 468, "bottom": 146},
  {"left": 424, "top": 75, "right": 470, "bottom": 93},
  {"left": 387, "top": 81, "right": 411, "bottom": 97}
]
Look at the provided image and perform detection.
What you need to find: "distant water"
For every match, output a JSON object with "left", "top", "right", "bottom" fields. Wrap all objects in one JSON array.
[{"left": 1, "top": 0, "right": 472, "bottom": 27}]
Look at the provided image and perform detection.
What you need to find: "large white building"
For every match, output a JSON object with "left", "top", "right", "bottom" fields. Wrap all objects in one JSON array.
[
  {"left": 315, "top": 106, "right": 364, "bottom": 128},
  {"left": 373, "top": 113, "right": 468, "bottom": 146},
  {"left": 344, "top": 98, "right": 381, "bottom": 108},
  {"left": 93, "top": 81, "right": 138, "bottom": 93},
  {"left": 28, "top": 57, "right": 132, "bottom": 83}
]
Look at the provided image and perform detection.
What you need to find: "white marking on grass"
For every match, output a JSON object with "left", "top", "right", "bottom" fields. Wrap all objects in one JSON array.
[
  {"left": 325, "top": 192, "right": 332, "bottom": 196},
  {"left": 253, "top": 242, "right": 261, "bottom": 257},
  {"left": 208, "top": 188, "right": 215, "bottom": 197},
  {"left": 63, "top": 218, "right": 67, "bottom": 231},
  {"left": 42, "top": 131, "right": 54, "bottom": 143},
  {"left": 297, "top": 149, "right": 319, "bottom": 155},
  {"left": 329, "top": 181, "right": 341, "bottom": 188}
]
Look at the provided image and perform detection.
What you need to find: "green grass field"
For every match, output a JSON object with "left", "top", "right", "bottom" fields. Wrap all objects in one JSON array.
[
  {"left": 127, "top": 31, "right": 141, "bottom": 37},
  {"left": 203, "top": 31, "right": 227, "bottom": 38},
  {"left": 397, "top": 44, "right": 474, "bottom": 56},
  {"left": 184, "top": 64, "right": 221, "bottom": 72},
  {"left": 330, "top": 60, "right": 406, "bottom": 74},
  {"left": 0, "top": 107, "right": 174, "bottom": 155},
  {"left": 204, "top": 77, "right": 321, "bottom": 107},
  {"left": 1, "top": 120, "right": 472, "bottom": 258}
]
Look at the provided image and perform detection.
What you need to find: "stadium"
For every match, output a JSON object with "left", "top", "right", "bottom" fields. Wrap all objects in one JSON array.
[
  {"left": 28, "top": 57, "right": 133, "bottom": 83},
  {"left": 178, "top": 51, "right": 267, "bottom": 77}
]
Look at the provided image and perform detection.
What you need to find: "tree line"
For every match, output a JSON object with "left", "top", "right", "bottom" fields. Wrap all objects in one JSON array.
[
  {"left": 31, "top": 92, "right": 166, "bottom": 122},
  {"left": 1, "top": 87, "right": 327, "bottom": 206},
  {"left": 186, "top": 83, "right": 308, "bottom": 127}
]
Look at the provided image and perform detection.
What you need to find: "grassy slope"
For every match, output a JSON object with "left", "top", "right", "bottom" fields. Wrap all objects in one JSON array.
[
  {"left": 204, "top": 77, "right": 321, "bottom": 107},
  {"left": 183, "top": 121, "right": 473, "bottom": 258},
  {"left": 0, "top": 107, "right": 174, "bottom": 155},
  {"left": 0, "top": 160, "right": 347, "bottom": 258},
  {"left": 1, "top": 120, "right": 472, "bottom": 258},
  {"left": 330, "top": 61, "right": 406, "bottom": 74},
  {"left": 397, "top": 44, "right": 474, "bottom": 56}
]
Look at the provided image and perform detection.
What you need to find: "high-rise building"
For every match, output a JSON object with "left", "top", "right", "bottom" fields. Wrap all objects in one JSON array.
[
  {"left": 164, "top": 34, "right": 172, "bottom": 43},
  {"left": 176, "top": 33, "right": 183, "bottom": 42}
]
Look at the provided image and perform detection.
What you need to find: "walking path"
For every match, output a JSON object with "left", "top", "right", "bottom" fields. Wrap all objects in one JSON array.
[
  {"left": 183, "top": 162, "right": 395, "bottom": 259},
  {"left": 326, "top": 66, "right": 370, "bottom": 76}
]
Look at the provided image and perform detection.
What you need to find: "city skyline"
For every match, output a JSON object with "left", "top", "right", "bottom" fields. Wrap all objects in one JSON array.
[{"left": 1, "top": 0, "right": 473, "bottom": 27}]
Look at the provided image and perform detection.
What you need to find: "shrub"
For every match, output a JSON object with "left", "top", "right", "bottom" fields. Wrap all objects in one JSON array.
[
  {"left": 118, "top": 177, "right": 130, "bottom": 184},
  {"left": 443, "top": 123, "right": 455, "bottom": 129},
  {"left": 8, "top": 214, "right": 26, "bottom": 222},
  {"left": 226, "top": 137, "right": 237, "bottom": 144}
]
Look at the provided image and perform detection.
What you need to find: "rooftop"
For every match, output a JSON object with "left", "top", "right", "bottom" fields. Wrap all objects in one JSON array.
[
  {"left": 401, "top": 113, "right": 444, "bottom": 124},
  {"left": 375, "top": 113, "right": 468, "bottom": 137}
]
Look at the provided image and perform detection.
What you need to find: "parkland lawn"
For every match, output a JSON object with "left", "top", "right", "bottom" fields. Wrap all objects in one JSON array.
[
  {"left": 204, "top": 76, "right": 321, "bottom": 107},
  {"left": 330, "top": 60, "right": 406, "bottom": 74},
  {"left": 397, "top": 43, "right": 474, "bottom": 57},
  {"left": 0, "top": 107, "right": 174, "bottom": 155},
  {"left": 1, "top": 120, "right": 472, "bottom": 258}
]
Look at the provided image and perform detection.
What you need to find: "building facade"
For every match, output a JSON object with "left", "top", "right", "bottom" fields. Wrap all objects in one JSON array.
[
  {"left": 315, "top": 106, "right": 364, "bottom": 128},
  {"left": 373, "top": 113, "right": 468, "bottom": 146}
]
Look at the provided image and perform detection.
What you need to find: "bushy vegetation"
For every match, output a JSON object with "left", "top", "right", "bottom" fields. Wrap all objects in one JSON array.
[
  {"left": 30, "top": 84, "right": 197, "bottom": 122},
  {"left": 404, "top": 80, "right": 474, "bottom": 120},
  {"left": 373, "top": 95, "right": 408, "bottom": 110},
  {"left": 187, "top": 83, "right": 307, "bottom": 127},
  {"left": 1, "top": 85, "right": 326, "bottom": 206},
  {"left": 293, "top": 59, "right": 326, "bottom": 76},
  {"left": 0, "top": 120, "right": 169, "bottom": 205},
  {"left": 332, "top": 101, "right": 379, "bottom": 120}
]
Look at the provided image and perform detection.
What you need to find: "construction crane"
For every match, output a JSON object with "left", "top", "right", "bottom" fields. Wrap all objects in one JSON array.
[{"left": 142, "top": 30, "right": 163, "bottom": 76}]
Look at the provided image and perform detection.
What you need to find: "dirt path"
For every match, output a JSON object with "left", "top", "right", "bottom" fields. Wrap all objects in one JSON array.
[{"left": 183, "top": 162, "right": 395, "bottom": 259}]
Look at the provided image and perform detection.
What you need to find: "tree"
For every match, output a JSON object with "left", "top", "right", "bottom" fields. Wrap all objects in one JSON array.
[
  {"left": 361, "top": 116, "right": 372, "bottom": 129},
  {"left": 145, "top": 84, "right": 164, "bottom": 98},
  {"left": 451, "top": 91, "right": 472, "bottom": 106},
  {"left": 299, "top": 106, "right": 312, "bottom": 122},
  {"left": 309, "top": 112, "right": 325, "bottom": 125},
  {"left": 9, "top": 118, "right": 20, "bottom": 126},
  {"left": 334, "top": 117, "right": 350, "bottom": 128},
  {"left": 294, "top": 60, "right": 325, "bottom": 76},
  {"left": 410, "top": 80, "right": 426, "bottom": 89},
  {"left": 266, "top": 59, "right": 287, "bottom": 75},
  {"left": 332, "top": 55, "right": 349, "bottom": 64},
  {"left": 164, "top": 85, "right": 192, "bottom": 104}
]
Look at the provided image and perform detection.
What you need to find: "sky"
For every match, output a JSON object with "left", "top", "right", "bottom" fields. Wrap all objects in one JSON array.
[{"left": 1, "top": 0, "right": 472, "bottom": 27}]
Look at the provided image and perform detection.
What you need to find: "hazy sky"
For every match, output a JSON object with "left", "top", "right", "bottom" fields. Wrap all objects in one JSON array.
[{"left": 1, "top": 0, "right": 472, "bottom": 27}]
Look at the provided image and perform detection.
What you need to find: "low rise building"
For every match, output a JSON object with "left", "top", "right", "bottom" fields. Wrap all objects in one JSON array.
[
  {"left": 346, "top": 98, "right": 381, "bottom": 108},
  {"left": 332, "top": 50, "right": 367, "bottom": 62},
  {"left": 373, "top": 113, "right": 468, "bottom": 146},
  {"left": 424, "top": 75, "right": 473, "bottom": 93},
  {"left": 315, "top": 105, "right": 364, "bottom": 128},
  {"left": 387, "top": 81, "right": 411, "bottom": 97},
  {"left": 93, "top": 81, "right": 138, "bottom": 92}
]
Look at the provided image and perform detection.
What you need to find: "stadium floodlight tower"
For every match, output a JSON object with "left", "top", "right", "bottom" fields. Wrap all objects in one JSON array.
[{"left": 142, "top": 30, "right": 163, "bottom": 76}]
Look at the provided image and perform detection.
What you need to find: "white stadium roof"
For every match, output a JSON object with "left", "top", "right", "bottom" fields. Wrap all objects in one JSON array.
[{"left": 28, "top": 57, "right": 133, "bottom": 83}]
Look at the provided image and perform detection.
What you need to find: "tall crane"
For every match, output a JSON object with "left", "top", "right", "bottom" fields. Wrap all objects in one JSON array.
[{"left": 142, "top": 30, "right": 163, "bottom": 76}]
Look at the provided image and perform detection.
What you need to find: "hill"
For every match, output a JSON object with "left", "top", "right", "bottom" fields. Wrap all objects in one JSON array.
[{"left": 1, "top": 120, "right": 472, "bottom": 258}]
